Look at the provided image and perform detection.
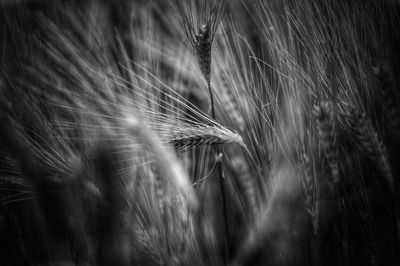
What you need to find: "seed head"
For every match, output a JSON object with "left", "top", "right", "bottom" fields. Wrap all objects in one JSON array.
[{"left": 176, "top": 0, "right": 226, "bottom": 85}]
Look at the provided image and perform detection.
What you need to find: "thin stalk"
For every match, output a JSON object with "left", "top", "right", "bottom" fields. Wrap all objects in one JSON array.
[{"left": 208, "top": 82, "right": 229, "bottom": 263}]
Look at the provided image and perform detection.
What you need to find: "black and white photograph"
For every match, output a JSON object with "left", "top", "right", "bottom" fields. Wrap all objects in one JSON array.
[{"left": 0, "top": 0, "right": 400, "bottom": 265}]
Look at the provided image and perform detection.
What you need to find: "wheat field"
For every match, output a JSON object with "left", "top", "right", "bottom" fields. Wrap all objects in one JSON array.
[{"left": 0, "top": 0, "right": 400, "bottom": 265}]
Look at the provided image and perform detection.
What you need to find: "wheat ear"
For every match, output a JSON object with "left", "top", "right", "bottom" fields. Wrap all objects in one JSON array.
[
  {"left": 177, "top": 0, "right": 225, "bottom": 85},
  {"left": 230, "top": 155, "right": 257, "bottom": 217},
  {"left": 126, "top": 116, "right": 198, "bottom": 210},
  {"left": 297, "top": 152, "right": 319, "bottom": 235},
  {"left": 218, "top": 72, "right": 246, "bottom": 131},
  {"left": 374, "top": 63, "right": 400, "bottom": 135},
  {"left": 314, "top": 100, "right": 339, "bottom": 184},
  {"left": 343, "top": 107, "right": 394, "bottom": 192},
  {"left": 170, "top": 125, "right": 244, "bottom": 151}
]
